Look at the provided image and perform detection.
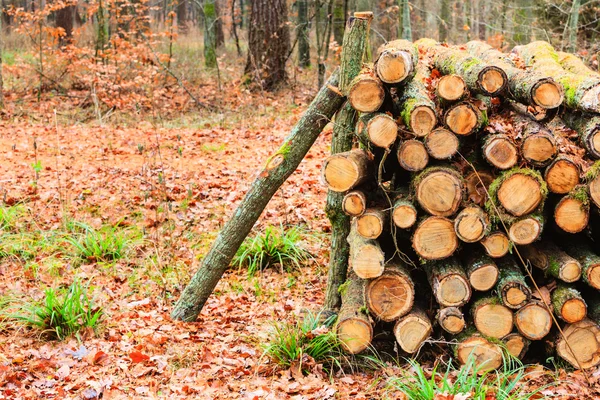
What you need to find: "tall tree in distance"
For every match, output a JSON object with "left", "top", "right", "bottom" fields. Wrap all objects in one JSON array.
[
  {"left": 401, "top": 0, "right": 412, "bottom": 40},
  {"left": 55, "top": 1, "right": 75, "bottom": 44},
  {"left": 202, "top": 0, "right": 217, "bottom": 67},
  {"left": 0, "top": 14, "right": 4, "bottom": 110},
  {"left": 245, "top": 0, "right": 290, "bottom": 90},
  {"left": 333, "top": 0, "right": 345, "bottom": 45},
  {"left": 297, "top": 0, "right": 310, "bottom": 67},
  {"left": 439, "top": 0, "right": 450, "bottom": 42},
  {"left": 215, "top": 0, "right": 225, "bottom": 48},
  {"left": 567, "top": 0, "right": 581, "bottom": 52},
  {"left": 177, "top": 0, "right": 188, "bottom": 34}
]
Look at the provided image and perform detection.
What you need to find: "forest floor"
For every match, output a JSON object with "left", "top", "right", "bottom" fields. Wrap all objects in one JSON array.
[{"left": 0, "top": 71, "right": 598, "bottom": 399}]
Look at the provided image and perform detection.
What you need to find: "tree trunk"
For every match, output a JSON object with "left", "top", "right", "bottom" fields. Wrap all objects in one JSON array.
[
  {"left": 554, "top": 187, "right": 590, "bottom": 234},
  {"left": 297, "top": 0, "right": 310, "bottom": 67},
  {"left": 0, "top": 15, "right": 3, "bottom": 110},
  {"left": 203, "top": 0, "right": 218, "bottom": 68},
  {"left": 400, "top": 0, "right": 411, "bottom": 40},
  {"left": 332, "top": 0, "right": 345, "bottom": 45},
  {"left": 366, "top": 262, "right": 414, "bottom": 321},
  {"left": 55, "top": 5, "right": 75, "bottom": 44},
  {"left": 244, "top": 0, "right": 290, "bottom": 90},
  {"left": 520, "top": 240, "right": 582, "bottom": 283},
  {"left": 337, "top": 272, "right": 373, "bottom": 354},
  {"left": 177, "top": 0, "right": 189, "bottom": 34},
  {"left": 567, "top": 0, "right": 581, "bottom": 53},
  {"left": 438, "top": 0, "right": 450, "bottom": 42},
  {"left": 395, "top": 63, "right": 437, "bottom": 137},
  {"left": 170, "top": 71, "right": 344, "bottom": 321},
  {"left": 214, "top": 0, "right": 225, "bottom": 48}
]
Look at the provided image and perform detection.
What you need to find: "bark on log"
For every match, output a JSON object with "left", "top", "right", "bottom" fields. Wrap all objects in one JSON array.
[
  {"left": 337, "top": 272, "right": 373, "bottom": 354},
  {"left": 392, "top": 197, "right": 418, "bottom": 229},
  {"left": 437, "top": 306, "right": 466, "bottom": 334},
  {"left": 488, "top": 168, "right": 547, "bottom": 217},
  {"left": 482, "top": 134, "right": 518, "bottom": 170},
  {"left": 557, "top": 51, "right": 600, "bottom": 78},
  {"left": 502, "top": 333, "right": 530, "bottom": 360},
  {"left": 396, "top": 64, "right": 437, "bottom": 137},
  {"left": 412, "top": 216, "right": 459, "bottom": 260},
  {"left": 587, "top": 161, "right": 600, "bottom": 209},
  {"left": 454, "top": 205, "right": 490, "bottom": 243},
  {"left": 480, "top": 231, "right": 510, "bottom": 258},
  {"left": 342, "top": 190, "right": 367, "bottom": 217},
  {"left": 171, "top": 71, "right": 345, "bottom": 321},
  {"left": 394, "top": 305, "right": 433, "bottom": 354},
  {"left": 366, "top": 261, "right": 415, "bottom": 321},
  {"left": 544, "top": 156, "right": 580, "bottom": 195},
  {"left": 552, "top": 284, "right": 587, "bottom": 323},
  {"left": 357, "top": 113, "right": 398, "bottom": 149},
  {"left": 496, "top": 257, "right": 532, "bottom": 309},
  {"left": 322, "top": 149, "right": 370, "bottom": 192},
  {"left": 463, "top": 248, "right": 499, "bottom": 291},
  {"left": 348, "top": 65, "right": 386, "bottom": 113},
  {"left": 514, "top": 301, "right": 552, "bottom": 340},
  {"left": 514, "top": 41, "right": 600, "bottom": 113},
  {"left": 414, "top": 167, "right": 464, "bottom": 217},
  {"left": 397, "top": 139, "right": 429, "bottom": 172},
  {"left": 554, "top": 186, "right": 590, "bottom": 234},
  {"left": 520, "top": 240, "right": 582, "bottom": 283},
  {"left": 355, "top": 208, "right": 386, "bottom": 239},
  {"left": 436, "top": 74, "right": 468, "bottom": 103},
  {"left": 454, "top": 328, "right": 504, "bottom": 372},
  {"left": 348, "top": 220, "right": 385, "bottom": 279},
  {"left": 422, "top": 257, "right": 472, "bottom": 307},
  {"left": 471, "top": 296, "right": 514, "bottom": 339},
  {"left": 562, "top": 242, "right": 600, "bottom": 289},
  {"left": 375, "top": 39, "right": 418, "bottom": 84},
  {"left": 424, "top": 128, "right": 459, "bottom": 160},
  {"left": 467, "top": 40, "right": 563, "bottom": 109},
  {"left": 507, "top": 213, "right": 544, "bottom": 245},
  {"left": 562, "top": 113, "right": 600, "bottom": 159},
  {"left": 416, "top": 38, "right": 507, "bottom": 96}
]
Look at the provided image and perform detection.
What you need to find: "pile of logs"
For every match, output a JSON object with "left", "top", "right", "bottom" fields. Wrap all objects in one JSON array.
[{"left": 323, "top": 37, "right": 600, "bottom": 372}]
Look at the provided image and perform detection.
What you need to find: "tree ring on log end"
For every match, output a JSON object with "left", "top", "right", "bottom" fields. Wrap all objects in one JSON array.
[
  {"left": 425, "top": 128, "right": 459, "bottom": 160},
  {"left": 411, "top": 106, "right": 437, "bottom": 137},
  {"left": 515, "top": 302, "right": 552, "bottom": 340},
  {"left": 562, "top": 298, "right": 587, "bottom": 324},
  {"left": 337, "top": 320, "right": 372, "bottom": 354},
  {"left": 478, "top": 67, "right": 506, "bottom": 95},
  {"left": 555, "top": 198, "right": 589, "bottom": 234},
  {"left": 508, "top": 217, "right": 542, "bottom": 245},
  {"left": 484, "top": 136, "right": 518, "bottom": 170},
  {"left": 532, "top": 80, "right": 563, "bottom": 109},
  {"left": 366, "top": 273, "right": 414, "bottom": 322},
  {"left": 376, "top": 50, "right": 413, "bottom": 84},
  {"left": 474, "top": 303, "right": 513, "bottom": 338},
  {"left": 469, "top": 264, "right": 499, "bottom": 291},
  {"left": 590, "top": 174, "right": 600, "bottom": 208},
  {"left": 397, "top": 140, "right": 429, "bottom": 172},
  {"left": 561, "top": 261, "right": 582, "bottom": 283},
  {"left": 438, "top": 75, "right": 466, "bottom": 101},
  {"left": 437, "top": 275, "right": 471, "bottom": 307},
  {"left": 416, "top": 170, "right": 463, "bottom": 217},
  {"left": 497, "top": 173, "right": 543, "bottom": 216},
  {"left": 457, "top": 336, "right": 503, "bottom": 373},
  {"left": 366, "top": 114, "right": 398, "bottom": 148},
  {"left": 545, "top": 158, "right": 580, "bottom": 194},
  {"left": 557, "top": 319, "right": 600, "bottom": 370},
  {"left": 412, "top": 217, "right": 458, "bottom": 260},
  {"left": 445, "top": 103, "right": 478, "bottom": 135},
  {"left": 394, "top": 314, "right": 432, "bottom": 354},
  {"left": 480, "top": 232, "right": 509, "bottom": 258},
  {"left": 392, "top": 204, "right": 417, "bottom": 229}
]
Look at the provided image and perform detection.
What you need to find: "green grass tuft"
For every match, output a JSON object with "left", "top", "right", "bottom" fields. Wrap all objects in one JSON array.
[
  {"left": 232, "top": 225, "right": 313, "bottom": 276},
  {"left": 65, "top": 222, "right": 140, "bottom": 263},
  {"left": 4, "top": 281, "right": 103, "bottom": 340}
]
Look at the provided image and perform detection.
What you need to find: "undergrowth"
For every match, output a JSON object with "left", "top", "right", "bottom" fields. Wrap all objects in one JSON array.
[
  {"left": 233, "top": 225, "right": 313, "bottom": 276},
  {"left": 65, "top": 222, "right": 141, "bottom": 263}
]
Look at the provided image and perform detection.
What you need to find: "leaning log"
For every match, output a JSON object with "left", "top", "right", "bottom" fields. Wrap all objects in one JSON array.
[
  {"left": 519, "top": 240, "right": 582, "bottom": 283},
  {"left": 348, "top": 220, "right": 385, "bottom": 279},
  {"left": 337, "top": 272, "right": 373, "bottom": 354},
  {"left": 171, "top": 71, "right": 345, "bottom": 321}
]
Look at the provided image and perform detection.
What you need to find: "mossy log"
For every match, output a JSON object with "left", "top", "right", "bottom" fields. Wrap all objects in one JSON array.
[
  {"left": 562, "top": 113, "right": 600, "bottom": 159},
  {"left": 554, "top": 186, "right": 590, "bottom": 234},
  {"left": 502, "top": 333, "right": 530, "bottom": 360},
  {"left": 454, "top": 328, "right": 504, "bottom": 372},
  {"left": 514, "top": 41, "right": 600, "bottom": 113},
  {"left": 357, "top": 113, "right": 398, "bottom": 149},
  {"left": 482, "top": 134, "right": 518, "bottom": 170},
  {"left": 552, "top": 284, "right": 587, "bottom": 324},
  {"left": 454, "top": 205, "right": 490, "bottom": 243},
  {"left": 424, "top": 128, "right": 459, "bottom": 160},
  {"left": 422, "top": 257, "right": 471, "bottom": 307},
  {"left": 394, "top": 305, "right": 432, "bottom": 354},
  {"left": 348, "top": 220, "right": 385, "bottom": 279},
  {"left": 436, "top": 74, "right": 468, "bottom": 103},
  {"left": 414, "top": 166, "right": 464, "bottom": 217},
  {"left": 347, "top": 65, "right": 386, "bottom": 113},
  {"left": 466, "top": 40, "right": 563, "bottom": 109},
  {"left": 471, "top": 296, "right": 514, "bottom": 339},
  {"left": 397, "top": 139, "right": 429, "bottom": 172},
  {"left": 496, "top": 257, "right": 532, "bottom": 309},
  {"left": 587, "top": 161, "right": 600, "bottom": 208},
  {"left": 337, "top": 272, "right": 373, "bottom": 354},
  {"left": 506, "top": 98, "right": 558, "bottom": 123},
  {"left": 355, "top": 208, "right": 387, "bottom": 239},
  {"left": 519, "top": 240, "right": 582, "bottom": 283},
  {"left": 544, "top": 156, "right": 580, "bottom": 195},
  {"left": 396, "top": 64, "right": 437, "bottom": 137},
  {"left": 488, "top": 168, "right": 547, "bottom": 217},
  {"left": 392, "top": 197, "right": 418, "bottom": 229},
  {"left": 375, "top": 39, "right": 418, "bottom": 84},
  {"left": 171, "top": 71, "right": 345, "bottom": 322},
  {"left": 480, "top": 231, "right": 510, "bottom": 258},
  {"left": 556, "top": 318, "right": 600, "bottom": 370},
  {"left": 366, "top": 261, "right": 415, "bottom": 321},
  {"left": 444, "top": 101, "right": 488, "bottom": 136},
  {"left": 416, "top": 38, "right": 507, "bottom": 96},
  {"left": 437, "top": 306, "right": 466, "bottom": 334},
  {"left": 562, "top": 241, "right": 600, "bottom": 289},
  {"left": 514, "top": 301, "right": 552, "bottom": 340},
  {"left": 507, "top": 213, "right": 544, "bottom": 245},
  {"left": 342, "top": 190, "right": 367, "bottom": 217},
  {"left": 462, "top": 247, "right": 499, "bottom": 291},
  {"left": 412, "top": 216, "right": 459, "bottom": 260},
  {"left": 557, "top": 51, "right": 600, "bottom": 78},
  {"left": 322, "top": 149, "right": 371, "bottom": 192}
]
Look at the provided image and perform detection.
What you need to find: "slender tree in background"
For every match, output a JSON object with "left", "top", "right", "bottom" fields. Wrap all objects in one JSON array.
[
  {"left": 96, "top": 0, "right": 109, "bottom": 60},
  {"left": 439, "top": 0, "right": 450, "bottom": 42},
  {"left": 0, "top": 16, "right": 4, "bottom": 110},
  {"left": 401, "top": 0, "right": 411, "bottom": 40},
  {"left": 55, "top": 2, "right": 75, "bottom": 44},
  {"left": 231, "top": 0, "right": 241, "bottom": 55},
  {"left": 177, "top": 0, "right": 188, "bottom": 33},
  {"left": 567, "top": 0, "right": 581, "bottom": 52},
  {"left": 333, "top": 0, "right": 345, "bottom": 45},
  {"left": 215, "top": 0, "right": 224, "bottom": 48},
  {"left": 513, "top": 0, "right": 531, "bottom": 44},
  {"left": 245, "top": 0, "right": 290, "bottom": 90},
  {"left": 297, "top": 0, "right": 310, "bottom": 67},
  {"left": 202, "top": 0, "right": 217, "bottom": 68}
]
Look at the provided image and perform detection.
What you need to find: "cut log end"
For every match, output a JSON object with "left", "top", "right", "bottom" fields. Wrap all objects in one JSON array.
[
  {"left": 437, "top": 75, "right": 467, "bottom": 101},
  {"left": 479, "top": 67, "right": 506, "bottom": 95},
  {"left": 413, "top": 217, "right": 459, "bottom": 260},
  {"left": 348, "top": 77, "right": 385, "bottom": 113},
  {"left": 561, "top": 298, "right": 588, "bottom": 324},
  {"left": 356, "top": 209, "right": 385, "bottom": 239},
  {"left": 397, "top": 140, "right": 429, "bottom": 172},
  {"left": 480, "top": 232, "right": 510, "bottom": 258},
  {"left": 392, "top": 203, "right": 417, "bottom": 229},
  {"left": 561, "top": 261, "right": 583, "bottom": 283},
  {"left": 410, "top": 106, "right": 437, "bottom": 137},
  {"left": 438, "top": 275, "right": 471, "bottom": 307},
  {"left": 323, "top": 150, "right": 369, "bottom": 192},
  {"left": 590, "top": 174, "right": 600, "bottom": 208},
  {"left": 337, "top": 319, "right": 373, "bottom": 354},
  {"left": 394, "top": 309, "right": 432, "bottom": 354},
  {"left": 585, "top": 264, "right": 600, "bottom": 290},
  {"left": 532, "top": 81, "right": 563, "bottom": 109},
  {"left": 416, "top": 169, "right": 463, "bottom": 217},
  {"left": 508, "top": 216, "right": 542, "bottom": 245},
  {"left": 557, "top": 319, "right": 600, "bottom": 370},
  {"left": 454, "top": 206, "right": 489, "bottom": 243},
  {"left": 438, "top": 307, "right": 466, "bottom": 334},
  {"left": 521, "top": 133, "right": 557, "bottom": 167},
  {"left": 469, "top": 264, "right": 499, "bottom": 291},
  {"left": 445, "top": 103, "right": 478, "bottom": 136},
  {"left": 456, "top": 336, "right": 503, "bottom": 372},
  {"left": 504, "top": 285, "right": 530, "bottom": 309},
  {"left": 342, "top": 191, "right": 367, "bottom": 217},
  {"left": 425, "top": 128, "right": 459, "bottom": 160},
  {"left": 351, "top": 243, "right": 385, "bottom": 279},
  {"left": 497, "top": 172, "right": 543, "bottom": 217},
  {"left": 376, "top": 50, "right": 413, "bottom": 84},
  {"left": 545, "top": 158, "right": 580, "bottom": 195},
  {"left": 366, "top": 266, "right": 415, "bottom": 322},
  {"left": 483, "top": 136, "right": 518, "bottom": 170},
  {"left": 366, "top": 114, "right": 398, "bottom": 148},
  {"left": 555, "top": 197, "right": 589, "bottom": 234},
  {"left": 502, "top": 333, "right": 529, "bottom": 360},
  {"left": 515, "top": 302, "right": 552, "bottom": 340},
  {"left": 474, "top": 302, "right": 514, "bottom": 339}
]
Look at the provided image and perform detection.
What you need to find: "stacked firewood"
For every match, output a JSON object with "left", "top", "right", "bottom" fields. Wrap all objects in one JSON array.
[{"left": 322, "top": 38, "right": 600, "bottom": 371}]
